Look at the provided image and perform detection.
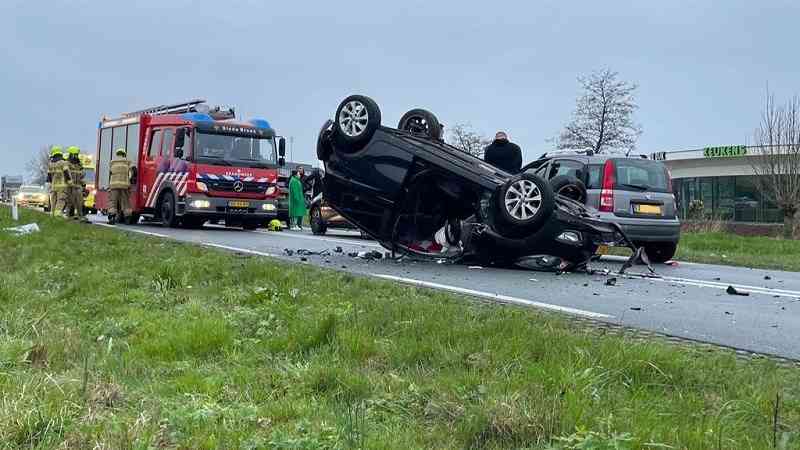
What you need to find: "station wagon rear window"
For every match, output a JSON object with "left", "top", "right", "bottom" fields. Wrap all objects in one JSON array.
[{"left": 614, "top": 159, "right": 669, "bottom": 193}]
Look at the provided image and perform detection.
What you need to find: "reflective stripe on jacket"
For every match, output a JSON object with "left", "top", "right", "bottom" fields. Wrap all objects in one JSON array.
[
  {"left": 109, "top": 159, "right": 132, "bottom": 189},
  {"left": 50, "top": 160, "right": 70, "bottom": 190}
]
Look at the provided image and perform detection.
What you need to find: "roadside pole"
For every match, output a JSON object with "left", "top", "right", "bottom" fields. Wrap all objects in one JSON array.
[{"left": 11, "top": 195, "right": 19, "bottom": 221}]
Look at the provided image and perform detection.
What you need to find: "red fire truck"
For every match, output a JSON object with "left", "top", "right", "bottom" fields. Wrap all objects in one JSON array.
[{"left": 94, "top": 99, "right": 285, "bottom": 228}]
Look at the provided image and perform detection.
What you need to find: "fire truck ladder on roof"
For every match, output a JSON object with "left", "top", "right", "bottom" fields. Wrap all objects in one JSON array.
[{"left": 121, "top": 99, "right": 208, "bottom": 118}]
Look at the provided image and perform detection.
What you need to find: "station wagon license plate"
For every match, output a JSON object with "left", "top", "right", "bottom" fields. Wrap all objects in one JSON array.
[
  {"left": 228, "top": 200, "right": 250, "bottom": 209},
  {"left": 634, "top": 204, "right": 662, "bottom": 215}
]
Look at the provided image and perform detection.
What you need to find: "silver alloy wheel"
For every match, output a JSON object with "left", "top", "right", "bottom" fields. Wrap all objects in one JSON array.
[
  {"left": 338, "top": 100, "right": 369, "bottom": 137},
  {"left": 504, "top": 179, "right": 542, "bottom": 220}
]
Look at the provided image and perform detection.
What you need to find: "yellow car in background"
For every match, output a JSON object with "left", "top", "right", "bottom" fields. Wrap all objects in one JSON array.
[{"left": 16, "top": 185, "right": 50, "bottom": 210}]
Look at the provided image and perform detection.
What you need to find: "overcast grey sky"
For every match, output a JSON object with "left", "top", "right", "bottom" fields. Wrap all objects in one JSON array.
[{"left": 2, "top": 1, "right": 799, "bottom": 179}]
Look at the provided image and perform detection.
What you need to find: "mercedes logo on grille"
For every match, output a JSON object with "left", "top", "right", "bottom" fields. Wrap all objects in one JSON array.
[{"left": 233, "top": 181, "right": 245, "bottom": 192}]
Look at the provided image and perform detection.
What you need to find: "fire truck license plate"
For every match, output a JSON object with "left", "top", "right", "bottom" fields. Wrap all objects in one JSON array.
[{"left": 228, "top": 200, "right": 250, "bottom": 209}]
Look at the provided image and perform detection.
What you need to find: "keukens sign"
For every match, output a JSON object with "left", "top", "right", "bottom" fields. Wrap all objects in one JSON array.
[{"left": 703, "top": 145, "right": 747, "bottom": 158}]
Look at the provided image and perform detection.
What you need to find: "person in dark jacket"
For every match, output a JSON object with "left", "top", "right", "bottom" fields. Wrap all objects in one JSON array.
[{"left": 483, "top": 131, "right": 522, "bottom": 174}]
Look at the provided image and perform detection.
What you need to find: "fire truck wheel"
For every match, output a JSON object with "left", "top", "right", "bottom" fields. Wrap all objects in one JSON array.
[{"left": 159, "top": 192, "right": 179, "bottom": 228}]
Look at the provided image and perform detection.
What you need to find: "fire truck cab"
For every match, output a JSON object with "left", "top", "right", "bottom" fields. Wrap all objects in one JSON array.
[{"left": 95, "top": 99, "right": 285, "bottom": 228}]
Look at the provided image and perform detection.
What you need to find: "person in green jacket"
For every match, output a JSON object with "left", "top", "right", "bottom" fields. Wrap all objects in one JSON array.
[{"left": 288, "top": 169, "right": 307, "bottom": 230}]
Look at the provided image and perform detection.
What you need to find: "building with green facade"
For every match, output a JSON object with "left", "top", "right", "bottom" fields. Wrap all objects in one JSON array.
[{"left": 651, "top": 145, "right": 785, "bottom": 223}]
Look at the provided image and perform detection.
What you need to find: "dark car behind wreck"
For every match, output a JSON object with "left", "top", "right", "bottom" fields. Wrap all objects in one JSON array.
[{"left": 316, "top": 95, "right": 649, "bottom": 272}]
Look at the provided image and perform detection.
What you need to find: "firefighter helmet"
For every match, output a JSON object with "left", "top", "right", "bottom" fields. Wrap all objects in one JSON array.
[
  {"left": 268, "top": 219, "right": 282, "bottom": 231},
  {"left": 50, "top": 145, "right": 63, "bottom": 157},
  {"left": 67, "top": 146, "right": 80, "bottom": 155},
  {"left": 115, "top": 148, "right": 127, "bottom": 157}
]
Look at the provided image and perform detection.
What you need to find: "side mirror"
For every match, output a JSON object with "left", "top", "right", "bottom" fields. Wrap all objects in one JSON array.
[
  {"left": 278, "top": 137, "right": 286, "bottom": 157},
  {"left": 278, "top": 157, "right": 286, "bottom": 167},
  {"left": 175, "top": 128, "right": 186, "bottom": 150}
]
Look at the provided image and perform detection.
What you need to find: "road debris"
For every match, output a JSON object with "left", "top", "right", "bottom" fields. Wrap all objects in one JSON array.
[
  {"left": 726, "top": 286, "right": 750, "bottom": 296},
  {"left": 605, "top": 277, "right": 618, "bottom": 286},
  {"left": 4, "top": 223, "right": 40, "bottom": 236},
  {"left": 334, "top": 246, "right": 343, "bottom": 253},
  {"left": 348, "top": 250, "right": 383, "bottom": 260},
  {"left": 764, "top": 275, "right": 772, "bottom": 280},
  {"left": 630, "top": 306, "right": 642, "bottom": 311},
  {"left": 283, "top": 249, "right": 294, "bottom": 256},
  {"left": 468, "top": 266, "right": 483, "bottom": 270}
]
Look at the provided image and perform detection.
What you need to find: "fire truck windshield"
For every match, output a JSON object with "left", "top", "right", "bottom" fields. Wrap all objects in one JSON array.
[{"left": 194, "top": 132, "right": 277, "bottom": 168}]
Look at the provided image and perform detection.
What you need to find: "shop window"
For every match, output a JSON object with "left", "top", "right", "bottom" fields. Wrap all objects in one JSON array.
[
  {"left": 734, "top": 176, "right": 760, "bottom": 222},
  {"left": 716, "top": 177, "right": 735, "bottom": 221},
  {"left": 700, "top": 178, "right": 714, "bottom": 217}
]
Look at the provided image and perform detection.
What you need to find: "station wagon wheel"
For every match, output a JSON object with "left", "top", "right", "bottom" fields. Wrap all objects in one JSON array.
[
  {"left": 333, "top": 95, "right": 381, "bottom": 151},
  {"left": 398, "top": 109, "right": 442, "bottom": 140},
  {"left": 494, "top": 173, "right": 554, "bottom": 238}
]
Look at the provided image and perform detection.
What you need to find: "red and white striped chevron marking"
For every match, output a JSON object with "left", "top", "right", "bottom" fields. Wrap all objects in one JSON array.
[{"left": 146, "top": 172, "right": 189, "bottom": 208}]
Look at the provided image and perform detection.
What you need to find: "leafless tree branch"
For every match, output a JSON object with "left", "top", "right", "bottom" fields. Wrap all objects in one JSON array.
[
  {"left": 558, "top": 69, "right": 643, "bottom": 153},
  {"left": 751, "top": 88, "right": 800, "bottom": 238},
  {"left": 447, "top": 123, "right": 491, "bottom": 158}
]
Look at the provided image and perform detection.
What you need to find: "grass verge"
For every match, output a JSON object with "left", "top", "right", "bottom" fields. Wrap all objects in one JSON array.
[
  {"left": 608, "top": 232, "right": 800, "bottom": 272},
  {"left": 1, "top": 206, "right": 799, "bottom": 449}
]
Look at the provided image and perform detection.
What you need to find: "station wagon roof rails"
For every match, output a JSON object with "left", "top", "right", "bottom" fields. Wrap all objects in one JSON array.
[
  {"left": 119, "top": 99, "right": 236, "bottom": 120},
  {"left": 540, "top": 148, "right": 596, "bottom": 158}
]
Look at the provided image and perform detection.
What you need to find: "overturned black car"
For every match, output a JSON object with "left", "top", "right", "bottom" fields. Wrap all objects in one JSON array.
[{"left": 317, "top": 95, "right": 650, "bottom": 272}]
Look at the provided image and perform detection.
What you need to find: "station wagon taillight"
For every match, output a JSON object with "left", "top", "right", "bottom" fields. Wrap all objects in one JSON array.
[{"left": 599, "top": 159, "right": 616, "bottom": 212}]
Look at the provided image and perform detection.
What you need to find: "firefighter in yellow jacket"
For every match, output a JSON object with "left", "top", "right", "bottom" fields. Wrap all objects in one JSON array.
[
  {"left": 108, "top": 148, "right": 134, "bottom": 225},
  {"left": 46, "top": 146, "right": 71, "bottom": 216},
  {"left": 65, "top": 146, "right": 86, "bottom": 220}
]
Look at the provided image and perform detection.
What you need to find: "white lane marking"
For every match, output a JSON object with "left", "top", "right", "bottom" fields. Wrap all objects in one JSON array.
[
  {"left": 601, "top": 255, "right": 699, "bottom": 266},
  {"left": 373, "top": 274, "right": 613, "bottom": 320},
  {"left": 202, "top": 242, "right": 277, "bottom": 258},
  {"left": 95, "top": 223, "right": 169, "bottom": 238},
  {"left": 624, "top": 272, "right": 800, "bottom": 299},
  {"left": 251, "top": 230, "right": 383, "bottom": 248}
]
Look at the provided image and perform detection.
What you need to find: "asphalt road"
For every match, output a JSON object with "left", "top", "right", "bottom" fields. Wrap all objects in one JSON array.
[{"left": 92, "top": 216, "right": 800, "bottom": 360}]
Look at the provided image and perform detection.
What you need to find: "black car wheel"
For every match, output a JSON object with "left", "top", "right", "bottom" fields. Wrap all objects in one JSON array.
[
  {"left": 644, "top": 242, "right": 678, "bottom": 263},
  {"left": 316, "top": 119, "right": 335, "bottom": 161},
  {"left": 159, "top": 192, "right": 179, "bottom": 228},
  {"left": 398, "top": 109, "right": 442, "bottom": 140},
  {"left": 334, "top": 95, "right": 381, "bottom": 151},
  {"left": 494, "top": 173, "right": 555, "bottom": 237},
  {"left": 550, "top": 175, "right": 588, "bottom": 204},
  {"left": 310, "top": 205, "right": 327, "bottom": 235}
]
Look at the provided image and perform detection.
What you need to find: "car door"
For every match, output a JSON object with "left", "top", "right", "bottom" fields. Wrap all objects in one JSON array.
[{"left": 141, "top": 128, "right": 162, "bottom": 209}]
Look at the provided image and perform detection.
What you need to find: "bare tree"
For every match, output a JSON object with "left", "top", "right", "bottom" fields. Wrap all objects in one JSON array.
[
  {"left": 751, "top": 91, "right": 800, "bottom": 238},
  {"left": 558, "top": 69, "right": 642, "bottom": 153},
  {"left": 447, "top": 123, "right": 491, "bottom": 158},
  {"left": 26, "top": 145, "right": 51, "bottom": 185}
]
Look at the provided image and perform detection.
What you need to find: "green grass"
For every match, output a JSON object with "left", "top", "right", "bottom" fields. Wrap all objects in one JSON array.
[
  {"left": 611, "top": 232, "right": 800, "bottom": 271},
  {"left": 1, "top": 206, "right": 799, "bottom": 449},
  {"left": 676, "top": 232, "right": 800, "bottom": 271}
]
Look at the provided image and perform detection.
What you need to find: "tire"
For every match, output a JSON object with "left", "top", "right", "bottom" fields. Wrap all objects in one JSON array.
[
  {"left": 398, "top": 109, "right": 442, "bottom": 140},
  {"left": 158, "top": 192, "right": 179, "bottom": 228},
  {"left": 333, "top": 95, "right": 381, "bottom": 151},
  {"left": 644, "top": 242, "right": 678, "bottom": 263},
  {"left": 242, "top": 221, "right": 260, "bottom": 231},
  {"left": 550, "top": 175, "right": 588, "bottom": 204},
  {"left": 494, "top": 173, "right": 555, "bottom": 238},
  {"left": 316, "top": 120, "right": 335, "bottom": 161},
  {"left": 310, "top": 205, "right": 327, "bottom": 235}
]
